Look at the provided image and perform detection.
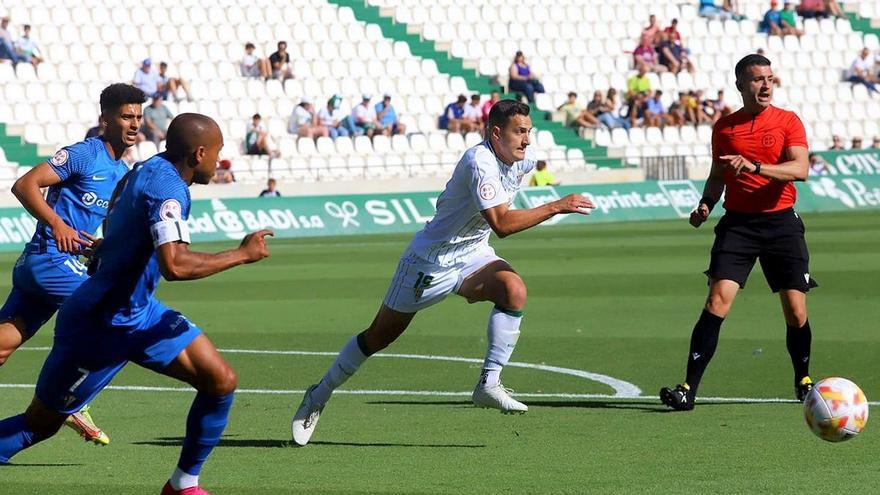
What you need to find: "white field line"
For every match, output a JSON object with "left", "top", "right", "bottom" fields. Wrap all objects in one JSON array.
[
  {"left": 17, "top": 346, "right": 643, "bottom": 398},
  {"left": 14, "top": 347, "right": 877, "bottom": 405},
  {"left": 0, "top": 383, "right": 876, "bottom": 405}
]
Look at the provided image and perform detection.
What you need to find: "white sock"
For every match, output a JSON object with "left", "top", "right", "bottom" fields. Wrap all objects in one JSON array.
[
  {"left": 311, "top": 334, "right": 369, "bottom": 405},
  {"left": 170, "top": 467, "right": 199, "bottom": 490},
  {"left": 480, "top": 306, "right": 522, "bottom": 387}
]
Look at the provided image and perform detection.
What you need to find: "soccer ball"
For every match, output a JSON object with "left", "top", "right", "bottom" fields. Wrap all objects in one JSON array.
[{"left": 803, "top": 377, "right": 869, "bottom": 442}]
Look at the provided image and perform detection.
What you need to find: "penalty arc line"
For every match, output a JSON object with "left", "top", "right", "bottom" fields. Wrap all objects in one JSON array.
[{"left": 18, "top": 346, "right": 643, "bottom": 398}]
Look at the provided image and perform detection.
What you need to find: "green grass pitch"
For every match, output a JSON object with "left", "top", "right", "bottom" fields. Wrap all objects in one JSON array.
[{"left": 1, "top": 211, "right": 878, "bottom": 494}]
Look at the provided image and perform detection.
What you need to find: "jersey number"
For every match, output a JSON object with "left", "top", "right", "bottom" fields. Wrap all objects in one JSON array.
[
  {"left": 69, "top": 368, "right": 90, "bottom": 393},
  {"left": 63, "top": 259, "right": 88, "bottom": 276},
  {"left": 414, "top": 271, "right": 434, "bottom": 289}
]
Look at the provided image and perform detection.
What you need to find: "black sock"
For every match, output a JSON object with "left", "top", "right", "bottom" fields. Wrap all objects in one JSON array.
[
  {"left": 786, "top": 320, "right": 812, "bottom": 383},
  {"left": 684, "top": 309, "right": 724, "bottom": 394}
]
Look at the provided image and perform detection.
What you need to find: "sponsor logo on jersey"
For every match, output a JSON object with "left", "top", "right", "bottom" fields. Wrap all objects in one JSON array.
[
  {"left": 50, "top": 149, "right": 69, "bottom": 167},
  {"left": 160, "top": 199, "right": 182, "bottom": 220},
  {"left": 81, "top": 192, "right": 109, "bottom": 208}
]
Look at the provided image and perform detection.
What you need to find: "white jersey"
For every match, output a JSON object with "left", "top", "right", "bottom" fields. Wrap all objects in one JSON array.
[{"left": 407, "top": 140, "right": 536, "bottom": 267}]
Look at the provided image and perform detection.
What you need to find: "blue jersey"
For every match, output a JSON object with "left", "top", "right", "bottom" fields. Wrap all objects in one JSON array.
[
  {"left": 61, "top": 153, "right": 191, "bottom": 331},
  {"left": 25, "top": 138, "right": 129, "bottom": 254}
]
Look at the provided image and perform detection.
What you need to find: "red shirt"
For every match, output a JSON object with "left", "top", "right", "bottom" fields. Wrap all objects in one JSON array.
[{"left": 712, "top": 105, "right": 808, "bottom": 213}]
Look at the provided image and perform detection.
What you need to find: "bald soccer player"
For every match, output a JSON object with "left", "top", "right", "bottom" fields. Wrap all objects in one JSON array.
[{"left": 0, "top": 114, "right": 273, "bottom": 495}]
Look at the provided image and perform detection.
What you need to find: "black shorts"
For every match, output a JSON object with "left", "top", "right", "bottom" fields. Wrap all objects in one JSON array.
[{"left": 705, "top": 207, "right": 818, "bottom": 293}]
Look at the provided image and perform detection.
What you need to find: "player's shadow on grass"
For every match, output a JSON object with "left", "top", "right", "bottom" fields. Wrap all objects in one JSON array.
[
  {"left": 135, "top": 437, "right": 485, "bottom": 449},
  {"left": 134, "top": 436, "right": 290, "bottom": 449},
  {"left": 367, "top": 399, "right": 674, "bottom": 412}
]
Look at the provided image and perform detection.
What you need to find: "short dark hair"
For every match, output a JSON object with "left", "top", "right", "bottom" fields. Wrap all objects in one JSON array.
[
  {"left": 456, "top": 94, "right": 467, "bottom": 104},
  {"left": 277, "top": 41, "right": 286, "bottom": 48},
  {"left": 734, "top": 54, "right": 771, "bottom": 81},
  {"left": 23, "top": 24, "right": 30, "bottom": 30},
  {"left": 568, "top": 91, "right": 577, "bottom": 98},
  {"left": 487, "top": 99, "right": 530, "bottom": 130},
  {"left": 245, "top": 42, "right": 255, "bottom": 49},
  {"left": 252, "top": 113, "right": 261, "bottom": 119},
  {"left": 159, "top": 61, "right": 168, "bottom": 68},
  {"left": 99, "top": 83, "right": 146, "bottom": 114}
]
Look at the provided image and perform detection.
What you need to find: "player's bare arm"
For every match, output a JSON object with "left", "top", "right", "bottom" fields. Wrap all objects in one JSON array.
[
  {"left": 691, "top": 159, "right": 725, "bottom": 228},
  {"left": 481, "top": 194, "right": 594, "bottom": 238},
  {"left": 11, "top": 163, "right": 89, "bottom": 253},
  {"left": 157, "top": 229, "right": 273, "bottom": 281},
  {"left": 720, "top": 145, "right": 809, "bottom": 182}
]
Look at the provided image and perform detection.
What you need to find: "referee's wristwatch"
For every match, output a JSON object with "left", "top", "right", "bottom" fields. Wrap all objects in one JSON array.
[{"left": 751, "top": 160, "right": 762, "bottom": 175}]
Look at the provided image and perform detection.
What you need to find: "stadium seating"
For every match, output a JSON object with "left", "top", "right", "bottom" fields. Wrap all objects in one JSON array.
[
  {"left": 368, "top": 0, "right": 880, "bottom": 160},
  {"left": 1, "top": 0, "right": 879, "bottom": 186}
]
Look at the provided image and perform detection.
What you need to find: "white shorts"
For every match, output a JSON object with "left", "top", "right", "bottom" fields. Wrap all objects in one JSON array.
[{"left": 382, "top": 248, "right": 504, "bottom": 313}]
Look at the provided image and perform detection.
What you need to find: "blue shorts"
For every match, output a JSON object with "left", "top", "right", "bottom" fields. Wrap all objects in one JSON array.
[
  {"left": 0, "top": 252, "right": 88, "bottom": 339},
  {"left": 35, "top": 306, "right": 202, "bottom": 414}
]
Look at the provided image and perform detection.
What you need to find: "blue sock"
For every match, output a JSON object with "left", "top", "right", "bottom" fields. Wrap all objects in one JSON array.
[
  {"left": 177, "top": 393, "right": 234, "bottom": 476},
  {"left": 0, "top": 414, "right": 37, "bottom": 464}
]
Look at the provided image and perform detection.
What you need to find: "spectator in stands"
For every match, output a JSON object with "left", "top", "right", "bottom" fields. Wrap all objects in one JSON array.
[
  {"left": 259, "top": 178, "right": 281, "bottom": 197},
  {"left": 352, "top": 94, "right": 380, "bottom": 137},
  {"left": 246, "top": 114, "right": 280, "bottom": 157},
  {"left": 559, "top": 92, "right": 587, "bottom": 129},
  {"left": 157, "top": 62, "right": 193, "bottom": 102},
  {"left": 808, "top": 153, "right": 832, "bottom": 175},
  {"left": 846, "top": 48, "right": 879, "bottom": 94},
  {"left": 14, "top": 24, "right": 42, "bottom": 69},
  {"left": 289, "top": 97, "right": 329, "bottom": 139},
  {"left": 693, "top": 90, "right": 712, "bottom": 124},
  {"left": 657, "top": 33, "right": 682, "bottom": 74},
  {"left": 829, "top": 135, "right": 845, "bottom": 150},
  {"left": 873, "top": 136, "right": 880, "bottom": 149},
  {"left": 142, "top": 95, "right": 173, "bottom": 146},
  {"left": 375, "top": 93, "right": 407, "bottom": 136},
  {"left": 706, "top": 89, "right": 731, "bottom": 122},
  {"left": 663, "top": 19, "right": 683, "bottom": 48},
  {"left": 779, "top": 2, "right": 804, "bottom": 37},
  {"left": 481, "top": 91, "right": 500, "bottom": 123},
  {"left": 851, "top": 137, "right": 863, "bottom": 149},
  {"left": 644, "top": 90, "right": 667, "bottom": 127},
  {"left": 213, "top": 159, "right": 235, "bottom": 183},
  {"left": 0, "top": 16, "right": 24, "bottom": 64},
  {"left": 797, "top": 0, "right": 845, "bottom": 19},
  {"left": 508, "top": 51, "right": 545, "bottom": 103},
  {"left": 627, "top": 65, "right": 652, "bottom": 101},
  {"left": 529, "top": 160, "right": 560, "bottom": 187},
  {"left": 760, "top": 1, "right": 784, "bottom": 36},
  {"left": 132, "top": 58, "right": 160, "bottom": 97},
  {"left": 598, "top": 88, "right": 631, "bottom": 130},
  {"left": 241, "top": 42, "right": 271, "bottom": 79},
  {"left": 439, "top": 94, "right": 471, "bottom": 133},
  {"left": 634, "top": 38, "right": 665, "bottom": 73},
  {"left": 628, "top": 92, "right": 649, "bottom": 128},
  {"left": 699, "top": 0, "right": 735, "bottom": 20},
  {"left": 460, "top": 94, "right": 484, "bottom": 134},
  {"left": 660, "top": 21, "right": 695, "bottom": 74},
  {"left": 318, "top": 95, "right": 351, "bottom": 141},
  {"left": 269, "top": 41, "right": 294, "bottom": 81},
  {"left": 668, "top": 92, "right": 689, "bottom": 126},
  {"left": 643, "top": 15, "right": 661, "bottom": 44}
]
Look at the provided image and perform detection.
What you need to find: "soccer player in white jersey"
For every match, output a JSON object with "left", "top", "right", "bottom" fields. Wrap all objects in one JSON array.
[{"left": 291, "top": 100, "right": 594, "bottom": 446}]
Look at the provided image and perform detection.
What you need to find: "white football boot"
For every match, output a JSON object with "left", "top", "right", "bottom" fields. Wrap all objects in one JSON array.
[
  {"left": 472, "top": 382, "right": 528, "bottom": 414},
  {"left": 291, "top": 384, "right": 325, "bottom": 446}
]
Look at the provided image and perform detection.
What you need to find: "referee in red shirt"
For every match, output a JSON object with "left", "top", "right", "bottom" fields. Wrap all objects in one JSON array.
[{"left": 660, "top": 54, "right": 815, "bottom": 411}]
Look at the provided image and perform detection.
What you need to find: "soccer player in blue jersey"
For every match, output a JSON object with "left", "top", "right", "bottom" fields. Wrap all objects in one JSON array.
[
  {"left": 0, "top": 83, "right": 146, "bottom": 445},
  {"left": 0, "top": 114, "right": 272, "bottom": 495}
]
